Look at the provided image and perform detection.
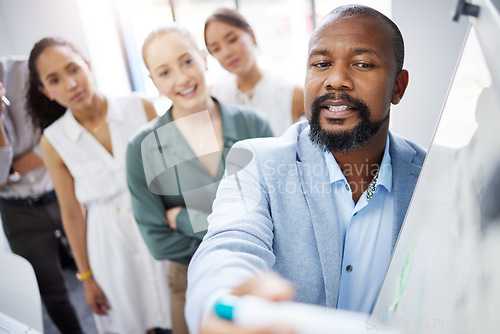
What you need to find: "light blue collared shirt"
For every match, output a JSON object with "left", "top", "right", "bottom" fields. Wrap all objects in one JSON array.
[{"left": 323, "top": 137, "right": 393, "bottom": 314}]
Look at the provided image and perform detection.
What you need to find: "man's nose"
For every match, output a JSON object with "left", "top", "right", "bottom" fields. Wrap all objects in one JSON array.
[{"left": 324, "top": 65, "right": 353, "bottom": 91}]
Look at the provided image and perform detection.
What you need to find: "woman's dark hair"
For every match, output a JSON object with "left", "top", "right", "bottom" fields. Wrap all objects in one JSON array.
[
  {"left": 26, "top": 37, "right": 85, "bottom": 129},
  {"left": 204, "top": 8, "right": 256, "bottom": 52}
]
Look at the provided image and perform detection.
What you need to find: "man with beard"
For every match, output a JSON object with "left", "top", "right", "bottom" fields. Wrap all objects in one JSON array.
[{"left": 185, "top": 4, "right": 426, "bottom": 333}]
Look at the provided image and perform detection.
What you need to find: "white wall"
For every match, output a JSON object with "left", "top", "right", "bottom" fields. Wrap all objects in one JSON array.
[
  {"left": 0, "top": 0, "right": 89, "bottom": 61},
  {"left": 0, "top": 0, "right": 130, "bottom": 95},
  {"left": 390, "top": 0, "right": 469, "bottom": 148}
]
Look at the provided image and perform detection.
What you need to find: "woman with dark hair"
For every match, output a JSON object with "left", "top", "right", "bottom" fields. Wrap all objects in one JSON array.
[
  {"left": 26, "top": 37, "right": 171, "bottom": 334},
  {"left": 25, "top": 39, "right": 66, "bottom": 130},
  {"left": 204, "top": 8, "right": 305, "bottom": 135}
]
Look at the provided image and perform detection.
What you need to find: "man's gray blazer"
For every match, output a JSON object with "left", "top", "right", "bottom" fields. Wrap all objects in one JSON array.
[{"left": 186, "top": 121, "right": 426, "bottom": 333}]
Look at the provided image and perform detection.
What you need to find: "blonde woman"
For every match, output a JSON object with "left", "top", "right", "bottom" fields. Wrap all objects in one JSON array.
[{"left": 126, "top": 24, "right": 273, "bottom": 333}]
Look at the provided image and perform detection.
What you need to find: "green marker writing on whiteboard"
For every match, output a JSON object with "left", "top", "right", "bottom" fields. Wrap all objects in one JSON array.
[{"left": 388, "top": 239, "right": 414, "bottom": 312}]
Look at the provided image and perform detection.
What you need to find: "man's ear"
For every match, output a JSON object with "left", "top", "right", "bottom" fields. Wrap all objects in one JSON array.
[
  {"left": 391, "top": 69, "right": 409, "bottom": 105},
  {"left": 38, "top": 85, "right": 54, "bottom": 101}
]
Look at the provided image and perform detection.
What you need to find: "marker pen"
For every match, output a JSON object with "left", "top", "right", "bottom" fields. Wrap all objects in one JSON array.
[
  {"left": 1, "top": 95, "right": 10, "bottom": 106},
  {"left": 214, "top": 295, "right": 384, "bottom": 334}
]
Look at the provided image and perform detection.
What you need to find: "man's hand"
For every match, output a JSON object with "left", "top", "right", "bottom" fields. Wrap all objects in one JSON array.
[
  {"left": 200, "top": 271, "right": 297, "bottom": 334},
  {"left": 166, "top": 206, "right": 182, "bottom": 230},
  {"left": 82, "top": 277, "right": 111, "bottom": 315}
]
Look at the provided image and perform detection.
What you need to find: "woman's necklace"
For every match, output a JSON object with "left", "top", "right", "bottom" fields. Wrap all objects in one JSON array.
[
  {"left": 84, "top": 122, "right": 104, "bottom": 134},
  {"left": 90, "top": 124, "right": 104, "bottom": 134},
  {"left": 80, "top": 95, "right": 108, "bottom": 135}
]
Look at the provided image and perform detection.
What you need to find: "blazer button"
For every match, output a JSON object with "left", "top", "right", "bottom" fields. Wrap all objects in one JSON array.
[{"left": 346, "top": 265, "right": 353, "bottom": 272}]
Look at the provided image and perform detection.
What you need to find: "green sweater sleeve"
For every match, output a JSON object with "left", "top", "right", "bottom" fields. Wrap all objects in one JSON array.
[
  {"left": 259, "top": 118, "right": 274, "bottom": 138},
  {"left": 126, "top": 135, "right": 201, "bottom": 263},
  {"left": 175, "top": 207, "right": 208, "bottom": 240}
]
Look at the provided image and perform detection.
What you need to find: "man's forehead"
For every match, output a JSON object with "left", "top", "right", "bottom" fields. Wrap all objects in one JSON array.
[{"left": 308, "top": 14, "right": 391, "bottom": 53}]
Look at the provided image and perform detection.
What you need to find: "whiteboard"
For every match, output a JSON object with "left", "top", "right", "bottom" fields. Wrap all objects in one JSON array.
[{"left": 370, "top": 1, "right": 500, "bottom": 333}]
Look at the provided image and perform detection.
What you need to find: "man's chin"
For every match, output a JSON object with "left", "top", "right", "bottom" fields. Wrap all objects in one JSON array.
[
  {"left": 310, "top": 118, "right": 378, "bottom": 153},
  {"left": 320, "top": 118, "right": 357, "bottom": 134}
]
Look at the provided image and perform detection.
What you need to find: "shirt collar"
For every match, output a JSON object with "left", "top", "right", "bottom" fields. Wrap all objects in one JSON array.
[
  {"left": 215, "top": 98, "right": 240, "bottom": 146},
  {"left": 63, "top": 110, "right": 84, "bottom": 142},
  {"left": 323, "top": 150, "right": 345, "bottom": 184},
  {"left": 323, "top": 135, "right": 393, "bottom": 192}
]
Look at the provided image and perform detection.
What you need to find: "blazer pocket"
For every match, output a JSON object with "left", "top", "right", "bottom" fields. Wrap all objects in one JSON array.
[{"left": 70, "top": 161, "right": 118, "bottom": 203}]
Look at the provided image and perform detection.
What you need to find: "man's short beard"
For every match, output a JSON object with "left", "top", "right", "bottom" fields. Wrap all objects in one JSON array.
[{"left": 308, "top": 92, "right": 389, "bottom": 153}]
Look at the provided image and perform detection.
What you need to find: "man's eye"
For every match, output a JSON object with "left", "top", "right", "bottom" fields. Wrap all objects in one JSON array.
[
  {"left": 354, "top": 63, "right": 374, "bottom": 69},
  {"left": 313, "top": 62, "right": 331, "bottom": 68}
]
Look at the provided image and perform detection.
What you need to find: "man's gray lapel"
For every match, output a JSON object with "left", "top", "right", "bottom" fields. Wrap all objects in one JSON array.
[
  {"left": 295, "top": 126, "right": 342, "bottom": 308},
  {"left": 389, "top": 133, "right": 423, "bottom": 249}
]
